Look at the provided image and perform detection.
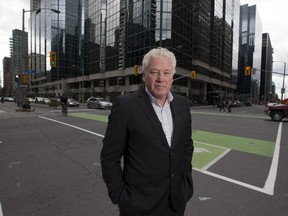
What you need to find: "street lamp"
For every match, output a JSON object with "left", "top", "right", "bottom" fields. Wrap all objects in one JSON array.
[
  {"left": 273, "top": 61, "right": 286, "bottom": 101},
  {"left": 20, "top": 8, "right": 60, "bottom": 108},
  {"left": 171, "top": 45, "right": 182, "bottom": 52},
  {"left": 72, "top": 65, "right": 84, "bottom": 103}
]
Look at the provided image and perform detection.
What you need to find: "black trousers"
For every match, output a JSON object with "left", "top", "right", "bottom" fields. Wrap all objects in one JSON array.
[
  {"left": 161, "top": 194, "right": 186, "bottom": 216},
  {"left": 119, "top": 188, "right": 187, "bottom": 216}
]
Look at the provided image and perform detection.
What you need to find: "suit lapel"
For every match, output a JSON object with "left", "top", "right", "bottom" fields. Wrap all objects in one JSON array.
[{"left": 136, "top": 89, "right": 170, "bottom": 149}]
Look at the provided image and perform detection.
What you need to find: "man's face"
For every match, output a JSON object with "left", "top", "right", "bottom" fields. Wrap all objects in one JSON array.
[{"left": 142, "top": 56, "right": 174, "bottom": 102}]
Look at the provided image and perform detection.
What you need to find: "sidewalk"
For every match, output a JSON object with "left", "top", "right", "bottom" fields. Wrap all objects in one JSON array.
[
  {"left": 0, "top": 101, "right": 53, "bottom": 119},
  {"left": 190, "top": 104, "right": 267, "bottom": 118}
]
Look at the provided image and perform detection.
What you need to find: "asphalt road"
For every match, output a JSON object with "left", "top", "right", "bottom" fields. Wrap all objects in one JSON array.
[{"left": 0, "top": 102, "right": 287, "bottom": 216}]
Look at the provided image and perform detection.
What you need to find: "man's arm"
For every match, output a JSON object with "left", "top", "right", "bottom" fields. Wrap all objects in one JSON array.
[{"left": 101, "top": 97, "right": 127, "bottom": 204}]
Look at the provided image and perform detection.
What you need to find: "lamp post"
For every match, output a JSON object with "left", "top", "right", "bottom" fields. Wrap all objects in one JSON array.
[
  {"left": 171, "top": 45, "right": 182, "bottom": 52},
  {"left": 73, "top": 65, "right": 84, "bottom": 103},
  {"left": 20, "top": 8, "right": 60, "bottom": 108},
  {"left": 273, "top": 61, "right": 286, "bottom": 101}
]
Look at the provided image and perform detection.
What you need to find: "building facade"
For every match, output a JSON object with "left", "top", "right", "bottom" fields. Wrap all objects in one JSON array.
[
  {"left": 10, "top": 29, "right": 28, "bottom": 91},
  {"left": 29, "top": 0, "right": 238, "bottom": 104},
  {"left": 2, "top": 57, "right": 13, "bottom": 96},
  {"left": 260, "top": 33, "right": 273, "bottom": 102},
  {"left": 238, "top": 4, "right": 262, "bottom": 102}
]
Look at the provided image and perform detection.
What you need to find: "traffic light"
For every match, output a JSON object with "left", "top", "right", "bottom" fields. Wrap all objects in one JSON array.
[
  {"left": 134, "top": 65, "right": 138, "bottom": 76},
  {"left": 244, "top": 66, "right": 251, "bottom": 76},
  {"left": 191, "top": 70, "right": 196, "bottom": 79},
  {"left": 15, "top": 74, "right": 20, "bottom": 82},
  {"left": 50, "top": 51, "right": 57, "bottom": 67}
]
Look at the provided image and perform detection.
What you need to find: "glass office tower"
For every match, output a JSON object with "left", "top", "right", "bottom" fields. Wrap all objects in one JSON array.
[
  {"left": 238, "top": 4, "right": 262, "bottom": 102},
  {"left": 260, "top": 33, "right": 273, "bottom": 102},
  {"left": 29, "top": 0, "right": 238, "bottom": 103},
  {"left": 29, "top": 0, "right": 89, "bottom": 97},
  {"left": 86, "top": 0, "right": 237, "bottom": 103}
]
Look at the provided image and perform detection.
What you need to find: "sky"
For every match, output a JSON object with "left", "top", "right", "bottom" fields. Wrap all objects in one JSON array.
[{"left": 0, "top": 0, "right": 287, "bottom": 98}]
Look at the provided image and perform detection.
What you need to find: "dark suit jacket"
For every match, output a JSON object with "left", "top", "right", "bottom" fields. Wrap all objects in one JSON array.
[{"left": 101, "top": 88, "right": 194, "bottom": 215}]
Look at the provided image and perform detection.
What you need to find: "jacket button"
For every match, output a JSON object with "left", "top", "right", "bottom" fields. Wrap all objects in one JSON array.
[{"left": 171, "top": 174, "right": 174, "bottom": 178}]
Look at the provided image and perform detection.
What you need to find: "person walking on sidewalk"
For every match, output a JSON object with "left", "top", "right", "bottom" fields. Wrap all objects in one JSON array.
[
  {"left": 60, "top": 95, "right": 68, "bottom": 116},
  {"left": 227, "top": 99, "right": 232, "bottom": 113},
  {"left": 219, "top": 99, "right": 225, "bottom": 112}
]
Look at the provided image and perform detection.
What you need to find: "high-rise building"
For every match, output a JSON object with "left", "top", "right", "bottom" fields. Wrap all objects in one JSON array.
[
  {"left": 238, "top": 4, "right": 262, "bottom": 102},
  {"left": 9, "top": 29, "right": 28, "bottom": 90},
  {"left": 3, "top": 57, "right": 13, "bottom": 96},
  {"left": 86, "top": 0, "right": 238, "bottom": 103},
  {"left": 260, "top": 33, "right": 273, "bottom": 102},
  {"left": 231, "top": 0, "right": 241, "bottom": 84},
  {"left": 29, "top": 0, "right": 239, "bottom": 104}
]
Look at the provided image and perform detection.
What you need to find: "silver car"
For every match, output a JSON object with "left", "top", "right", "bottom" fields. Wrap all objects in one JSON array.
[{"left": 87, "top": 97, "right": 112, "bottom": 109}]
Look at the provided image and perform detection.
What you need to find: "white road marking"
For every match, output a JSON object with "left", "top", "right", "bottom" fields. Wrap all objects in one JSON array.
[
  {"left": 0, "top": 201, "right": 3, "bottom": 216},
  {"left": 263, "top": 122, "right": 282, "bottom": 195},
  {"left": 201, "top": 148, "right": 231, "bottom": 171},
  {"left": 194, "top": 147, "right": 212, "bottom": 153},
  {"left": 38, "top": 116, "right": 104, "bottom": 138},
  {"left": 39, "top": 116, "right": 281, "bottom": 196},
  {"left": 193, "top": 122, "right": 282, "bottom": 196}
]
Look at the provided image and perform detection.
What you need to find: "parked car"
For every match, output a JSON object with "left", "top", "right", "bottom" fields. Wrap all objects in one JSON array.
[
  {"left": 34, "top": 97, "right": 44, "bottom": 104},
  {"left": 67, "top": 98, "right": 79, "bottom": 107},
  {"left": 42, "top": 98, "right": 51, "bottom": 104},
  {"left": 264, "top": 103, "right": 288, "bottom": 121},
  {"left": 231, "top": 100, "right": 241, "bottom": 107},
  {"left": 87, "top": 97, "right": 112, "bottom": 109},
  {"left": 28, "top": 98, "right": 35, "bottom": 103},
  {"left": 4, "top": 97, "right": 15, "bottom": 102}
]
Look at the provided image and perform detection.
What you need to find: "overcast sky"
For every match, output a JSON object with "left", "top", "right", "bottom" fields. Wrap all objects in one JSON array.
[{"left": 0, "top": 0, "right": 287, "bottom": 98}]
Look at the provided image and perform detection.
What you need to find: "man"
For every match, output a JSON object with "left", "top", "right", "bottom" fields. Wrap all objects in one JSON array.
[
  {"left": 101, "top": 47, "right": 194, "bottom": 216},
  {"left": 60, "top": 95, "right": 68, "bottom": 116}
]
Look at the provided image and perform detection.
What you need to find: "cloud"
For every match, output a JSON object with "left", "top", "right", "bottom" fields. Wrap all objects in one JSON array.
[{"left": 0, "top": 0, "right": 29, "bottom": 85}]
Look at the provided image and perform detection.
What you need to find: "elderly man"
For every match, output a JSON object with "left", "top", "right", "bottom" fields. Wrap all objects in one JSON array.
[{"left": 101, "top": 47, "right": 194, "bottom": 216}]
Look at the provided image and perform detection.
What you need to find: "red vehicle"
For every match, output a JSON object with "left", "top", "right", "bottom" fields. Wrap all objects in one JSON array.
[{"left": 264, "top": 103, "right": 288, "bottom": 121}]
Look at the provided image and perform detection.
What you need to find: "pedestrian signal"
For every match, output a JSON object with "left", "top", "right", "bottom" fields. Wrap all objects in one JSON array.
[{"left": 15, "top": 74, "right": 20, "bottom": 82}]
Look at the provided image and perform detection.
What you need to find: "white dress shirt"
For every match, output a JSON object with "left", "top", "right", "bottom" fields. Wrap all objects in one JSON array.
[{"left": 145, "top": 88, "right": 174, "bottom": 147}]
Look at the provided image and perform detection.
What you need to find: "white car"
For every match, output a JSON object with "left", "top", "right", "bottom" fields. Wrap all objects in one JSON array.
[
  {"left": 87, "top": 97, "right": 112, "bottom": 109},
  {"left": 4, "top": 97, "right": 15, "bottom": 102}
]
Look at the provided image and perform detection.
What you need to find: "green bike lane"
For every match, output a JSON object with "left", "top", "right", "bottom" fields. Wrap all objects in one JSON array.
[{"left": 69, "top": 112, "right": 278, "bottom": 195}]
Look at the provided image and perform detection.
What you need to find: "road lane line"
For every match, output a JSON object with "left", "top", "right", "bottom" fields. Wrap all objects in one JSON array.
[
  {"left": 194, "top": 169, "right": 268, "bottom": 194},
  {"left": 39, "top": 115, "right": 281, "bottom": 196},
  {"left": 38, "top": 116, "right": 104, "bottom": 138},
  {"left": 263, "top": 122, "right": 282, "bottom": 195},
  {"left": 0, "top": 201, "right": 3, "bottom": 216},
  {"left": 193, "top": 122, "right": 282, "bottom": 196},
  {"left": 201, "top": 148, "right": 231, "bottom": 171}
]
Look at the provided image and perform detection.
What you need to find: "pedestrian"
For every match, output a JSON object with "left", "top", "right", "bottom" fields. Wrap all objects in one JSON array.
[
  {"left": 219, "top": 99, "right": 225, "bottom": 112},
  {"left": 101, "top": 47, "right": 194, "bottom": 216},
  {"left": 227, "top": 100, "right": 232, "bottom": 113},
  {"left": 60, "top": 94, "right": 68, "bottom": 116}
]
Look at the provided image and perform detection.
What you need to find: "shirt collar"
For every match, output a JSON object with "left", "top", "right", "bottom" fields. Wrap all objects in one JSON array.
[{"left": 145, "top": 87, "right": 174, "bottom": 106}]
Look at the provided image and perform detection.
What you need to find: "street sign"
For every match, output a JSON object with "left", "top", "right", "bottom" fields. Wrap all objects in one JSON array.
[{"left": 22, "top": 74, "right": 30, "bottom": 85}]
